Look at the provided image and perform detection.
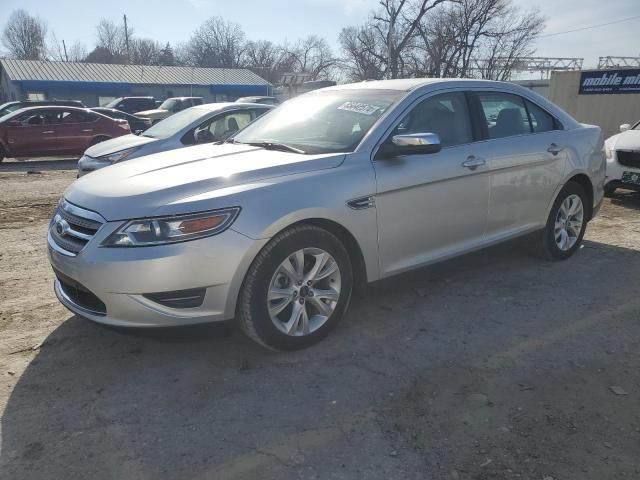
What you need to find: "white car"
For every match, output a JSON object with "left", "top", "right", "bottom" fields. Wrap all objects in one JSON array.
[
  {"left": 135, "top": 97, "right": 204, "bottom": 124},
  {"left": 77, "top": 103, "right": 272, "bottom": 176},
  {"left": 604, "top": 122, "right": 640, "bottom": 195}
]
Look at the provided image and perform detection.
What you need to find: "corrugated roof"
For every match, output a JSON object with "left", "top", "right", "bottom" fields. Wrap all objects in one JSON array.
[{"left": 0, "top": 58, "right": 270, "bottom": 86}]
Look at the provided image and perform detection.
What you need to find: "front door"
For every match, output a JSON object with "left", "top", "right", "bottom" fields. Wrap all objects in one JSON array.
[
  {"left": 373, "top": 91, "right": 490, "bottom": 277},
  {"left": 5, "top": 110, "right": 59, "bottom": 156}
]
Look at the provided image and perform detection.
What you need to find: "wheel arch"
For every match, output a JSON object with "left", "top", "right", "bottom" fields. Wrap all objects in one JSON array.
[
  {"left": 544, "top": 172, "right": 595, "bottom": 224},
  {"left": 567, "top": 173, "right": 594, "bottom": 220}
]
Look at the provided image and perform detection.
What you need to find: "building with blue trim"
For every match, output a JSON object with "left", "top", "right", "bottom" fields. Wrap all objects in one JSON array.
[{"left": 0, "top": 59, "right": 272, "bottom": 107}]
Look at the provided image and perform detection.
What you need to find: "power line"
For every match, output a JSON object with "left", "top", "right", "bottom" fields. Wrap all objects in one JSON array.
[{"left": 540, "top": 14, "right": 640, "bottom": 38}]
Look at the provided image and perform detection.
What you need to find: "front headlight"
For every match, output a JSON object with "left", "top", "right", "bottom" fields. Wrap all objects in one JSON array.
[
  {"left": 101, "top": 207, "right": 241, "bottom": 247},
  {"left": 605, "top": 144, "right": 613, "bottom": 159},
  {"left": 98, "top": 147, "right": 139, "bottom": 164}
]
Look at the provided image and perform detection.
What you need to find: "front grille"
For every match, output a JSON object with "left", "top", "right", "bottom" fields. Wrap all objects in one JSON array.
[
  {"left": 49, "top": 200, "right": 104, "bottom": 255},
  {"left": 54, "top": 268, "right": 106, "bottom": 315},
  {"left": 617, "top": 150, "right": 640, "bottom": 169}
]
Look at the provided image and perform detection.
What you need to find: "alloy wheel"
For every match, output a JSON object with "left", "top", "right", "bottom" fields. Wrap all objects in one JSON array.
[
  {"left": 554, "top": 194, "right": 584, "bottom": 251},
  {"left": 267, "top": 248, "right": 341, "bottom": 336}
]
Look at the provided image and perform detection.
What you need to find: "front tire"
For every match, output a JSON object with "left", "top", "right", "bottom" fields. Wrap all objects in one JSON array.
[
  {"left": 238, "top": 224, "right": 353, "bottom": 350},
  {"left": 537, "top": 182, "right": 589, "bottom": 260}
]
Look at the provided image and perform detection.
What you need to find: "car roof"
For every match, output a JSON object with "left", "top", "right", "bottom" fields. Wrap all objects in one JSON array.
[
  {"left": 320, "top": 78, "right": 519, "bottom": 92},
  {"left": 167, "top": 97, "right": 203, "bottom": 100},
  {"left": 192, "top": 102, "right": 272, "bottom": 112}
]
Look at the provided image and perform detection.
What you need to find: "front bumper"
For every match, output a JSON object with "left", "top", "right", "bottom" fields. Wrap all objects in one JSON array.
[
  {"left": 48, "top": 220, "right": 267, "bottom": 327},
  {"left": 605, "top": 155, "right": 640, "bottom": 190}
]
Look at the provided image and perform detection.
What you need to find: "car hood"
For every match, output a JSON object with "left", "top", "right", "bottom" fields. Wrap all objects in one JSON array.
[
  {"left": 606, "top": 129, "right": 640, "bottom": 150},
  {"left": 84, "top": 134, "right": 157, "bottom": 158},
  {"left": 66, "top": 143, "right": 345, "bottom": 221},
  {"left": 135, "top": 108, "right": 168, "bottom": 117}
]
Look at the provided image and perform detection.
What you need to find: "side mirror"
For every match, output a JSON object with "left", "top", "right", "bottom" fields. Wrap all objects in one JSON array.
[
  {"left": 378, "top": 133, "right": 442, "bottom": 158},
  {"left": 620, "top": 124, "right": 631, "bottom": 132},
  {"left": 5, "top": 120, "right": 20, "bottom": 127}
]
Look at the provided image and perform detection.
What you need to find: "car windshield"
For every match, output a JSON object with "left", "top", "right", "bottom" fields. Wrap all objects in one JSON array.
[
  {"left": 142, "top": 107, "right": 207, "bottom": 139},
  {"left": 232, "top": 89, "right": 402, "bottom": 154},
  {"left": 159, "top": 99, "right": 179, "bottom": 111}
]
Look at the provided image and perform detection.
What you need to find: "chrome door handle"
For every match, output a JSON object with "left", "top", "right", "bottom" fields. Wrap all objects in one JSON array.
[
  {"left": 547, "top": 143, "right": 564, "bottom": 155},
  {"left": 81, "top": 129, "right": 93, "bottom": 132},
  {"left": 462, "top": 156, "right": 486, "bottom": 170},
  {"left": 41, "top": 130, "right": 55, "bottom": 134}
]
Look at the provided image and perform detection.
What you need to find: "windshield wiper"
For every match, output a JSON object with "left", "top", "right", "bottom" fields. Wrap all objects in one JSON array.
[{"left": 242, "top": 140, "right": 306, "bottom": 154}]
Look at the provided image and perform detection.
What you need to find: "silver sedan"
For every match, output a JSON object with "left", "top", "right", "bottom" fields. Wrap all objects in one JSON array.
[
  {"left": 48, "top": 79, "right": 605, "bottom": 350},
  {"left": 77, "top": 102, "right": 273, "bottom": 176}
]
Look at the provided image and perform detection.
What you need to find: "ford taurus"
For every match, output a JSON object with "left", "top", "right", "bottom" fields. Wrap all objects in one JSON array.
[{"left": 47, "top": 79, "right": 605, "bottom": 350}]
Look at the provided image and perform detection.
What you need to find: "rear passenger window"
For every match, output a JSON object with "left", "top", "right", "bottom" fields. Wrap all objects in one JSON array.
[
  {"left": 393, "top": 92, "right": 473, "bottom": 147},
  {"left": 525, "top": 100, "right": 557, "bottom": 133},
  {"left": 478, "top": 92, "right": 531, "bottom": 139}
]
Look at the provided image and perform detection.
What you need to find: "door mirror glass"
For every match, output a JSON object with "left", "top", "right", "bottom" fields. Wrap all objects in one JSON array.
[
  {"left": 5, "top": 119, "right": 20, "bottom": 127},
  {"left": 620, "top": 123, "right": 631, "bottom": 132},
  {"left": 388, "top": 133, "right": 442, "bottom": 155}
]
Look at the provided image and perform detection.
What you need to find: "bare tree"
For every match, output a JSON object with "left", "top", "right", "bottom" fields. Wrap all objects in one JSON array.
[
  {"left": 416, "top": 0, "right": 545, "bottom": 79},
  {"left": 2, "top": 9, "right": 48, "bottom": 60},
  {"left": 184, "top": 16, "right": 246, "bottom": 68},
  {"left": 95, "top": 18, "right": 128, "bottom": 57},
  {"left": 243, "top": 40, "right": 295, "bottom": 84},
  {"left": 49, "top": 32, "right": 87, "bottom": 62},
  {"left": 130, "top": 38, "right": 162, "bottom": 66},
  {"left": 283, "top": 35, "right": 337, "bottom": 80},
  {"left": 339, "top": 26, "right": 386, "bottom": 81}
]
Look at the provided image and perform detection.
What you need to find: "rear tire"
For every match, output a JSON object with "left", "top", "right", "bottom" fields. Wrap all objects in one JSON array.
[
  {"left": 0, "top": 145, "right": 5, "bottom": 162},
  {"left": 238, "top": 224, "right": 353, "bottom": 350},
  {"left": 536, "top": 182, "right": 589, "bottom": 261}
]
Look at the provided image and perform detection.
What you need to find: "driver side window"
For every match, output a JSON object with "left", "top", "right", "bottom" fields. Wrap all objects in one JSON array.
[
  {"left": 194, "top": 111, "right": 253, "bottom": 144},
  {"left": 393, "top": 92, "right": 473, "bottom": 148}
]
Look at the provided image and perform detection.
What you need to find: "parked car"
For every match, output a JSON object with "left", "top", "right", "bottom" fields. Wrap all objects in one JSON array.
[
  {"left": 604, "top": 121, "right": 640, "bottom": 195},
  {"left": 235, "top": 96, "right": 280, "bottom": 106},
  {"left": 104, "top": 97, "right": 156, "bottom": 115},
  {"left": 90, "top": 107, "right": 152, "bottom": 135},
  {"left": 0, "top": 106, "right": 130, "bottom": 161},
  {"left": 0, "top": 99, "right": 84, "bottom": 118},
  {"left": 77, "top": 103, "right": 272, "bottom": 176},
  {"left": 135, "top": 97, "right": 204, "bottom": 124},
  {"left": 48, "top": 79, "right": 604, "bottom": 350}
]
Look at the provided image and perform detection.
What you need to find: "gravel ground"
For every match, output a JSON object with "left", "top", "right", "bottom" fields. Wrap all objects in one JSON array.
[{"left": 1, "top": 161, "right": 640, "bottom": 480}]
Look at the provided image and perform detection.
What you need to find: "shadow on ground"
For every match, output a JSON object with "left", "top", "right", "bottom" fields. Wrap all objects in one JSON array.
[
  {"left": 0, "top": 158, "right": 78, "bottom": 172},
  {"left": 3, "top": 240, "right": 640, "bottom": 479}
]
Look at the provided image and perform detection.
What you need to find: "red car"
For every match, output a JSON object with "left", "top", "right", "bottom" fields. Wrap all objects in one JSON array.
[{"left": 0, "top": 106, "right": 130, "bottom": 161}]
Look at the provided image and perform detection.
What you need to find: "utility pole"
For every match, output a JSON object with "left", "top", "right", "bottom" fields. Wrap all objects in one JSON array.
[
  {"left": 62, "top": 39, "right": 68, "bottom": 62},
  {"left": 123, "top": 14, "right": 130, "bottom": 60}
]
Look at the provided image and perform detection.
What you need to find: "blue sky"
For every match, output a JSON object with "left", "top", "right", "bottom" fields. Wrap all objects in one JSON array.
[{"left": 1, "top": 0, "right": 638, "bottom": 69}]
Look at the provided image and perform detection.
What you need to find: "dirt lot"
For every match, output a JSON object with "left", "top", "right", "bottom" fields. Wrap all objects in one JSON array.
[{"left": 1, "top": 160, "right": 640, "bottom": 480}]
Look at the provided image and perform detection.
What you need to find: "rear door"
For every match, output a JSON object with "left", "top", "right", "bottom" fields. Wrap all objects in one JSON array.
[
  {"left": 471, "top": 91, "right": 566, "bottom": 237},
  {"left": 55, "top": 109, "right": 100, "bottom": 155}
]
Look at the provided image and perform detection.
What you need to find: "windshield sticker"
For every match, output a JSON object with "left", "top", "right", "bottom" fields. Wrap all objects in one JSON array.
[{"left": 337, "top": 102, "right": 380, "bottom": 115}]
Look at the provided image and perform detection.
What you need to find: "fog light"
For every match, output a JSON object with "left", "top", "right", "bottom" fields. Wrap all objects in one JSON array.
[{"left": 143, "top": 288, "right": 206, "bottom": 309}]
